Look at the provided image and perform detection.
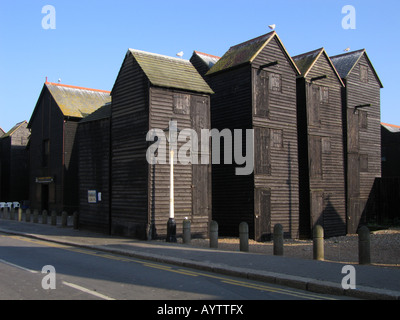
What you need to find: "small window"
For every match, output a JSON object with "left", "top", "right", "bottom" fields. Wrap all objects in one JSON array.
[
  {"left": 320, "top": 86, "right": 329, "bottom": 104},
  {"left": 360, "top": 65, "right": 368, "bottom": 83},
  {"left": 269, "top": 73, "right": 282, "bottom": 93},
  {"left": 173, "top": 93, "right": 190, "bottom": 115},
  {"left": 322, "top": 137, "right": 331, "bottom": 154},
  {"left": 271, "top": 129, "right": 283, "bottom": 148}
]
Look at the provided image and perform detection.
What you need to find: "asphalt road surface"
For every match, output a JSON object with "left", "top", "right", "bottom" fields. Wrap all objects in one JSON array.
[{"left": 0, "top": 232, "right": 349, "bottom": 303}]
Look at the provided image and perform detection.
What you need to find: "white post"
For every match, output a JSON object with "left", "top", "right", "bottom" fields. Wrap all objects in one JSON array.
[{"left": 170, "top": 149, "right": 174, "bottom": 219}]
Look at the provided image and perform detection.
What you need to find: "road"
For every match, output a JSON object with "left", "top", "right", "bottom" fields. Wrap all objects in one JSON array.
[{"left": 0, "top": 232, "right": 349, "bottom": 303}]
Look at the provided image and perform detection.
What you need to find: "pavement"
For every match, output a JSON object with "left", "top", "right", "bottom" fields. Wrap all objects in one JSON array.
[{"left": 0, "top": 216, "right": 399, "bottom": 300}]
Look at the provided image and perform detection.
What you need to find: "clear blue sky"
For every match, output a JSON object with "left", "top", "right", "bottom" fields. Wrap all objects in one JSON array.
[{"left": 0, "top": 0, "right": 399, "bottom": 132}]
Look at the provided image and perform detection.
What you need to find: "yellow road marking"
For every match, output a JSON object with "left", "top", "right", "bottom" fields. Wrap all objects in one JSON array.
[{"left": 0, "top": 233, "right": 336, "bottom": 300}]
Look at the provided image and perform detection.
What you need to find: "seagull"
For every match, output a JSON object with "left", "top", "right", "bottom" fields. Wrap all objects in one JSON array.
[
  {"left": 268, "top": 24, "right": 276, "bottom": 30},
  {"left": 176, "top": 51, "right": 184, "bottom": 58},
  {"left": 344, "top": 47, "right": 350, "bottom": 52},
  {"left": 58, "top": 78, "right": 61, "bottom": 83}
]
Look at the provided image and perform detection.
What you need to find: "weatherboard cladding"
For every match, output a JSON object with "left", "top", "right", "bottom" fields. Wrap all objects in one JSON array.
[
  {"left": 28, "top": 82, "right": 110, "bottom": 213},
  {"left": 110, "top": 49, "right": 212, "bottom": 239},
  {"left": 293, "top": 48, "right": 346, "bottom": 238},
  {"left": 206, "top": 32, "right": 300, "bottom": 240},
  {"left": 331, "top": 50, "right": 382, "bottom": 234}
]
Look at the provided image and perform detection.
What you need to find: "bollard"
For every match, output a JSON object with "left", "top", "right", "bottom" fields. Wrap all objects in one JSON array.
[
  {"left": 210, "top": 220, "right": 218, "bottom": 249},
  {"left": 358, "top": 226, "right": 371, "bottom": 265},
  {"left": 239, "top": 222, "right": 249, "bottom": 252},
  {"left": 273, "top": 224, "right": 284, "bottom": 256},
  {"left": 42, "top": 210, "right": 48, "bottom": 224},
  {"left": 25, "top": 209, "right": 31, "bottom": 222},
  {"left": 51, "top": 210, "right": 57, "bottom": 226},
  {"left": 313, "top": 225, "right": 324, "bottom": 261},
  {"left": 33, "top": 210, "right": 39, "bottom": 223},
  {"left": 61, "top": 211, "right": 68, "bottom": 228},
  {"left": 182, "top": 219, "right": 191, "bottom": 244},
  {"left": 73, "top": 212, "right": 79, "bottom": 229},
  {"left": 10, "top": 207, "right": 15, "bottom": 220},
  {"left": 18, "top": 208, "right": 22, "bottom": 222}
]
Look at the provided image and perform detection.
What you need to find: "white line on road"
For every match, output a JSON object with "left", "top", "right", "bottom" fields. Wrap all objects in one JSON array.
[
  {"left": 0, "top": 258, "right": 38, "bottom": 274},
  {"left": 62, "top": 281, "right": 115, "bottom": 300}
]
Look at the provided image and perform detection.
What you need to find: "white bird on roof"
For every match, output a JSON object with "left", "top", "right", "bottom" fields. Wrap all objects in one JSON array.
[
  {"left": 344, "top": 47, "right": 350, "bottom": 52},
  {"left": 268, "top": 24, "right": 276, "bottom": 30},
  {"left": 176, "top": 51, "right": 184, "bottom": 58}
]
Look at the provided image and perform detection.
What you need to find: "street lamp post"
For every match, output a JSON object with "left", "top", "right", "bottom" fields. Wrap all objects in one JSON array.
[{"left": 165, "top": 121, "right": 179, "bottom": 243}]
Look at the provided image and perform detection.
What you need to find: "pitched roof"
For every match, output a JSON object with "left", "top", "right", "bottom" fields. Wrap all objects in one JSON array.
[
  {"left": 79, "top": 102, "right": 111, "bottom": 123},
  {"left": 1, "top": 121, "right": 27, "bottom": 138},
  {"left": 45, "top": 82, "right": 111, "bottom": 118},
  {"left": 206, "top": 31, "right": 300, "bottom": 76},
  {"left": 330, "top": 49, "right": 383, "bottom": 88},
  {"left": 128, "top": 49, "right": 214, "bottom": 94},
  {"left": 0, "top": 128, "right": 5, "bottom": 138},
  {"left": 382, "top": 122, "right": 400, "bottom": 133},
  {"left": 192, "top": 51, "right": 220, "bottom": 70},
  {"left": 292, "top": 48, "right": 344, "bottom": 86}
]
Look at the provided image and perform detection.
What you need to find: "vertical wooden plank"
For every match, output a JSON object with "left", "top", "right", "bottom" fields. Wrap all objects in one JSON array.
[
  {"left": 253, "top": 69, "right": 269, "bottom": 118},
  {"left": 310, "top": 190, "right": 324, "bottom": 228},
  {"left": 309, "top": 135, "right": 322, "bottom": 179},
  {"left": 255, "top": 188, "right": 271, "bottom": 241}
]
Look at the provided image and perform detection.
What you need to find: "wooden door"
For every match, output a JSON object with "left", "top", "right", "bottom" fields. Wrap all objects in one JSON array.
[
  {"left": 255, "top": 188, "right": 271, "bottom": 241},
  {"left": 191, "top": 96, "right": 210, "bottom": 218},
  {"left": 253, "top": 69, "right": 269, "bottom": 118},
  {"left": 347, "top": 108, "right": 361, "bottom": 234},
  {"left": 254, "top": 127, "right": 271, "bottom": 175}
]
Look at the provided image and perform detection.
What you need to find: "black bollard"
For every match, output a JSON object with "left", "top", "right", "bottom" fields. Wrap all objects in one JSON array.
[
  {"left": 239, "top": 222, "right": 249, "bottom": 252},
  {"left": 273, "top": 224, "right": 284, "bottom": 256}
]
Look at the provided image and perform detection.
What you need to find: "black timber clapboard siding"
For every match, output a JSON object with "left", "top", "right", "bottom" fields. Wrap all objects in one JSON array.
[
  {"left": 111, "top": 52, "right": 150, "bottom": 238},
  {"left": 293, "top": 48, "right": 346, "bottom": 238},
  {"left": 111, "top": 49, "right": 213, "bottom": 239},
  {"left": 206, "top": 32, "right": 300, "bottom": 240},
  {"left": 28, "top": 88, "right": 65, "bottom": 212},
  {"left": 331, "top": 50, "right": 383, "bottom": 234},
  {"left": 0, "top": 121, "right": 30, "bottom": 202},
  {"left": 28, "top": 82, "right": 110, "bottom": 213},
  {"left": 381, "top": 123, "right": 400, "bottom": 177},
  {"left": 78, "top": 104, "right": 111, "bottom": 234}
]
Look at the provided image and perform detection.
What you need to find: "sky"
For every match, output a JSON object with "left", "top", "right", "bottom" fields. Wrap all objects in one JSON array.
[{"left": 0, "top": 0, "right": 399, "bottom": 132}]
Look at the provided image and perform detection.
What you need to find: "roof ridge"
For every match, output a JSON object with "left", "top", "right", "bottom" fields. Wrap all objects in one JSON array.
[
  {"left": 230, "top": 31, "right": 275, "bottom": 50},
  {"left": 292, "top": 47, "right": 324, "bottom": 60},
  {"left": 45, "top": 81, "right": 111, "bottom": 94},
  {"left": 194, "top": 51, "right": 221, "bottom": 59},
  {"left": 330, "top": 49, "right": 365, "bottom": 60},
  {"left": 129, "top": 48, "right": 191, "bottom": 64},
  {"left": 382, "top": 122, "right": 400, "bottom": 129}
]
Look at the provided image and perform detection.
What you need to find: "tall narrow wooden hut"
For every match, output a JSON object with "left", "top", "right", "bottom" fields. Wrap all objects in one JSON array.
[
  {"left": 292, "top": 48, "right": 346, "bottom": 238},
  {"left": 205, "top": 31, "right": 300, "bottom": 241},
  {"left": 111, "top": 49, "right": 214, "bottom": 239},
  {"left": 78, "top": 103, "right": 111, "bottom": 234},
  {"left": 28, "top": 81, "right": 111, "bottom": 213},
  {"left": 331, "top": 49, "right": 383, "bottom": 234}
]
